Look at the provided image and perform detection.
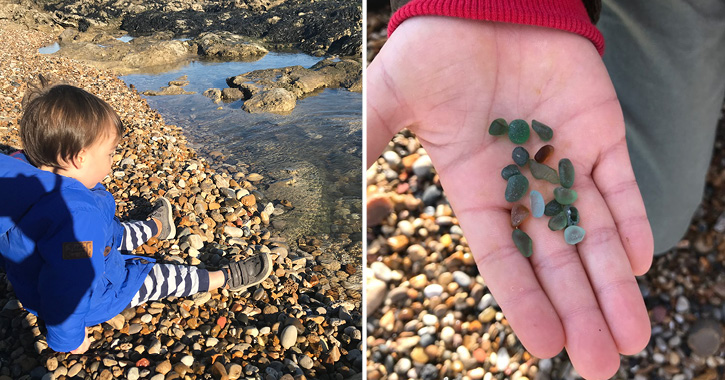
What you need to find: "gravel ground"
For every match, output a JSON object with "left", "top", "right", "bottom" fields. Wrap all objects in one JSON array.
[
  {"left": 0, "top": 20, "right": 362, "bottom": 380},
  {"left": 366, "top": 5, "right": 725, "bottom": 380}
]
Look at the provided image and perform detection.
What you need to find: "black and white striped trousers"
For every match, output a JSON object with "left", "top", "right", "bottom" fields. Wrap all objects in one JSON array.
[
  {"left": 128, "top": 264, "right": 210, "bottom": 307},
  {"left": 119, "top": 220, "right": 209, "bottom": 307}
]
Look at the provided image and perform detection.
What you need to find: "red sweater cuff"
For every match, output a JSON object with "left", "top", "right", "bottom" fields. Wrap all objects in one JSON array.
[{"left": 388, "top": 0, "right": 605, "bottom": 55}]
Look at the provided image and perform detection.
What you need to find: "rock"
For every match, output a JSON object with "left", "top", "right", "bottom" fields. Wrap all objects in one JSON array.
[
  {"left": 688, "top": 319, "right": 722, "bottom": 356},
  {"left": 367, "top": 195, "right": 393, "bottom": 226},
  {"left": 242, "top": 88, "right": 296, "bottom": 114},
  {"left": 412, "top": 155, "right": 433, "bottom": 178},
  {"left": 280, "top": 325, "right": 298, "bottom": 349},
  {"left": 366, "top": 277, "right": 387, "bottom": 317},
  {"left": 222, "top": 87, "right": 244, "bottom": 101}
]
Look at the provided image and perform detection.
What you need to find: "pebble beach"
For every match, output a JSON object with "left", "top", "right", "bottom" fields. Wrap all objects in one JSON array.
[
  {"left": 366, "top": 5, "right": 725, "bottom": 380},
  {"left": 0, "top": 19, "right": 362, "bottom": 380}
]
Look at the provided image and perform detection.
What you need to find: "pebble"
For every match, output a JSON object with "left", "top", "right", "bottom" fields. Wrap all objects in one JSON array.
[
  {"left": 489, "top": 118, "right": 508, "bottom": 135},
  {"left": 688, "top": 319, "right": 722, "bottom": 356},
  {"left": 558, "top": 158, "right": 575, "bottom": 188},
  {"left": 529, "top": 190, "right": 544, "bottom": 218},
  {"left": 423, "top": 284, "right": 443, "bottom": 298},
  {"left": 505, "top": 175, "right": 529, "bottom": 202},
  {"left": 564, "top": 225, "right": 586, "bottom": 245},
  {"left": 512, "top": 229, "right": 533, "bottom": 257},
  {"left": 529, "top": 160, "right": 560, "bottom": 184},
  {"left": 412, "top": 154, "right": 434, "bottom": 178},
  {"left": 512, "top": 146, "right": 529, "bottom": 167},
  {"left": 508, "top": 119, "right": 530, "bottom": 144},
  {"left": 531, "top": 120, "right": 553, "bottom": 141},
  {"left": 280, "top": 325, "right": 298, "bottom": 349}
]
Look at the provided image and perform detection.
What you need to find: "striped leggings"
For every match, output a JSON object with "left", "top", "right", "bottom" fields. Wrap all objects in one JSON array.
[{"left": 120, "top": 220, "right": 209, "bottom": 307}]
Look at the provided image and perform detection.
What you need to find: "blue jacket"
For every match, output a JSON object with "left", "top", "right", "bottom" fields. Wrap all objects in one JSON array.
[{"left": 0, "top": 152, "right": 154, "bottom": 352}]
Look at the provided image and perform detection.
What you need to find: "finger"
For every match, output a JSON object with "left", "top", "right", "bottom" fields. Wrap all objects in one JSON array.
[
  {"left": 591, "top": 141, "right": 654, "bottom": 275},
  {"left": 575, "top": 178, "right": 652, "bottom": 355},
  {"left": 524, "top": 207, "right": 621, "bottom": 379},
  {"left": 366, "top": 43, "right": 412, "bottom": 168},
  {"left": 429, "top": 152, "right": 565, "bottom": 358}
]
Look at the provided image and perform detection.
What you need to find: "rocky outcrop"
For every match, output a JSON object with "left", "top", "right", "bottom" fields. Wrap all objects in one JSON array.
[
  {"left": 142, "top": 76, "right": 196, "bottom": 96},
  {"left": 34, "top": 0, "right": 361, "bottom": 57},
  {"left": 214, "top": 58, "right": 361, "bottom": 113},
  {"left": 193, "top": 31, "right": 268, "bottom": 60}
]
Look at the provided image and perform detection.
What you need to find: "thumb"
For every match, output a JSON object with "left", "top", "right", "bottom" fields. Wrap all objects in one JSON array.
[{"left": 366, "top": 47, "right": 412, "bottom": 167}]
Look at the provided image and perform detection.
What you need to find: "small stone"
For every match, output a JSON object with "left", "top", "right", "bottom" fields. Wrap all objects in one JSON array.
[
  {"left": 512, "top": 147, "right": 529, "bottom": 167},
  {"left": 501, "top": 164, "right": 521, "bottom": 180},
  {"left": 559, "top": 158, "right": 575, "bottom": 188},
  {"left": 564, "top": 226, "right": 586, "bottom": 244},
  {"left": 280, "top": 325, "right": 298, "bottom": 349},
  {"left": 548, "top": 212, "right": 568, "bottom": 231},
  {"left": 529, "top": 190, "right": 545, "bottom": 218},
  {"left": 529, "top": 161, "right": 560, "bottom": 184},
  {"left": 534, "top": 145, "right": 555, "bottom": 163},
  {"left": 688, "top": 319, "right": 722, "bottom": 357},
  {"left": 532, "top": 120, "right": 553, "bottom": 141},
  {"left": 512, "top": 229, "right": 533, "bottom": 257},
  {"left": 566, "top": 206, "right": 580, "bottom": 226},
  {"left": 544, "top": 199, "right": 564, "bottom": 216},
  {"left": 554, "top": 187, "right": 578, "bottom": 205},
  {"left": 505, "top": 175, "right": 529, "bottom": 202},
  {"left": 508, "top": 119, "right": 530, "bottom": 144},
  {"left": 489, "top": 118, "right": 508, "bottom": 136},
  {"left": 510, "top": 204, "right": 530, "bottom": 228}
]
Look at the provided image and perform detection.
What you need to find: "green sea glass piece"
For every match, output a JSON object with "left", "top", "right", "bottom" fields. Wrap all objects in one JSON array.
[
  {"left": 501, "top": 164, "right": 521, "bottom": 180},
  {"left": 544, "top": 200, "right": 563, "bottom": 216},
  {"left": 529, "top": 160, "right": 560, "bottom": 184},
  {"left": 532, "top": 120, "right": 553, "bottom": 141},
  {"left": 554, "top": 187, "right": 578, "bottom": 205},
  {"left": 559, "top": 158, "right": 575, "bottom": 188},
  {"left": 548, "top": 211, "right": 568, "bottom": 231},
  {"left": 508, "top": 119, "right": 530, "bottom": 144},
  {"left": 564, "top": 225, "right": 586, "bottom": 244},
  {"left": 505, "top": 174, "right": 529, "bottom": 202},
  {"left": 512, "top": 147, "right": 529, "bottom": 167},
  {"left": 512, "top": 228, "right": 533, "bottom": 257},
  {"left": 489, "top": 118, "right": 508, "bottom": 136},
  {"left": 566, "top": 206, "right": 579, "bottom": 226}
]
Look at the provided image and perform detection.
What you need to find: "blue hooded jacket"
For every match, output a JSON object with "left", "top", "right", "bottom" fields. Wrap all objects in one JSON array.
[{"left": 0, "top": 152, "right": 155, "bottom": 352}]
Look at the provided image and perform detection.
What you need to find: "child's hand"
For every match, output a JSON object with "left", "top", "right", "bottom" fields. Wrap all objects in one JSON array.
[
  {"left": 367, "top": 17, "right": 654, "bottom": 380},
  {"left": 70, "top": 327, "right": 91, "bottom": 354}
]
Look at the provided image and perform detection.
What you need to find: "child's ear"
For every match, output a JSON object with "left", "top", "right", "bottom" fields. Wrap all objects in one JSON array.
[{"left": 69, "top": 150, "right": 86, "bottom": 169}]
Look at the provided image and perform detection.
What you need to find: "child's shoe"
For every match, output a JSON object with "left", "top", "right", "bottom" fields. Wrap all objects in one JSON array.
[
  {"left": 148, "top": 197, "right": 176, "bottom": 240},
  {"left": 223, "top": 252, "right": 273, "bottom": 291}
]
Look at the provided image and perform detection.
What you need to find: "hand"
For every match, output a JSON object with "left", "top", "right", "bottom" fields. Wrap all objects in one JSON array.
[
  {"left": 367, "top": 17, "right": 653, "bottom": 379},
  {"left": 70, "top": 327, "right": 91, "bottom": 354}
]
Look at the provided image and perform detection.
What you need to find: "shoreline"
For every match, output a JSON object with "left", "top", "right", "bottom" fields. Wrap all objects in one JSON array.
[{"left": 0, "top": 19, "right": 362, "bottom": 379}]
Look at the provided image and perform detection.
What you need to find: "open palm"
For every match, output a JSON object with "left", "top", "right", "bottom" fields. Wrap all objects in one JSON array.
[{"left": 368, "top": 17, "right": 654, "bottom": 380}]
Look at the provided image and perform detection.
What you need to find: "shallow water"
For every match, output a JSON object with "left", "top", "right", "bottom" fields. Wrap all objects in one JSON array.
[{"left": 119, "top": 54, "right": 362, "bottom": 249}]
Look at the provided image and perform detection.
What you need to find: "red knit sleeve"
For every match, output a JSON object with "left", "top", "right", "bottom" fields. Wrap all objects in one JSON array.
[{"left": 388, "top": 0, "right": 605, "bottom": 55}]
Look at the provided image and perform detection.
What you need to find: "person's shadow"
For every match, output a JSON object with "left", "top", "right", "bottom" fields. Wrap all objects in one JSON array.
[{"left": 0, "top": 152, "right": 94, "bottom": 366}]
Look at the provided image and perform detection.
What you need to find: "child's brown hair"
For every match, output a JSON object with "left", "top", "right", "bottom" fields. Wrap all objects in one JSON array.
[{"left": 19, "top": 75, "right": 124, "bottom": 169}]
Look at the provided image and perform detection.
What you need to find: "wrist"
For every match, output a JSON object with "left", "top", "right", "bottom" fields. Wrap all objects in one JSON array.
[{"left": 388, "top": 0, "right": 604, "bottom": 55}]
